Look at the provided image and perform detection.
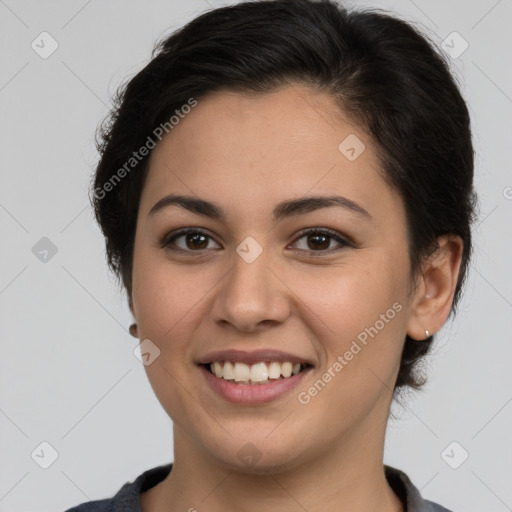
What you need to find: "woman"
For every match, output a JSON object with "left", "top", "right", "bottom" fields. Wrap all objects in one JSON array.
[{"left": 66, "top": 0, "right": 476, "bottom": 510}]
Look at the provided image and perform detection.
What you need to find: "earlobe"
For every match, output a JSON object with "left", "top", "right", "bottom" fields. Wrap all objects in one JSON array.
[
  {"left": 406, "top": 235, "right": 464, "bottom": 341},
  {"left": 128, "top": 293, "right": 139, "bottom": 338}
]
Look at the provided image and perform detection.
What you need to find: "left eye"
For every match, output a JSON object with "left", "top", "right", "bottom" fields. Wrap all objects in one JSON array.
[{"left": 290, "top": 229, "right": 350, "bottom": 253}]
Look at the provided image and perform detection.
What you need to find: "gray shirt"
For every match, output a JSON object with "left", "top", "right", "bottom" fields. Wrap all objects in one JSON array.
[{"left": 64, "top": 464, "right": 453, "bottom": 512}]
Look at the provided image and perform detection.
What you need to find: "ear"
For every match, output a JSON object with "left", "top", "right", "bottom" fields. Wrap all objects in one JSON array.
[{"left": 406, "top": 235, "right": 464, "bottom": 340}]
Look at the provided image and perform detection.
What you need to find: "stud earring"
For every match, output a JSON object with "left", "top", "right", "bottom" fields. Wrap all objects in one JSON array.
[
  {"left": 425, "top": 330, "right": 430, "bottom": 339},
  {"left": 129, "top": 323, "right": 138, "bottom": 338}
]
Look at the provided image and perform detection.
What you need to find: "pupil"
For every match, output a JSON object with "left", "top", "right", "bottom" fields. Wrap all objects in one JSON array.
[
  {"left": 309, "top": 234, "right": 329, "bottom": 250},
  {"left": 188, "top": 234, "right": 207, "bottom": 249}
]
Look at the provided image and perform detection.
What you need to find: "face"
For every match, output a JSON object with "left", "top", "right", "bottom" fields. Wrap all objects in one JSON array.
[{"left": 131, "top": 85, "right": 418, "bottom": 472}]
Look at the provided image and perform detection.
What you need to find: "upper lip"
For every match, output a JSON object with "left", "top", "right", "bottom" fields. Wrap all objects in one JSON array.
[{"left": 195, "top": 349, "right": 314, "bottom": 366}]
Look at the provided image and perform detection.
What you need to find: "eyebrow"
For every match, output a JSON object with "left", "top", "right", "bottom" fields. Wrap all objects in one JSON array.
[{"left": 148, "top": 193, "right": 372, "bottom": 222}]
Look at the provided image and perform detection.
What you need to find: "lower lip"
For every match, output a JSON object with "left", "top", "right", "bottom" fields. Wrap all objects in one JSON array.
[{"left": 199, "top": 365, "right": 311, "bottom": 404}]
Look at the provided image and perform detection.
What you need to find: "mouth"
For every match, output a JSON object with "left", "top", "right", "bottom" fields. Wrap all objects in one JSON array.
[
  {"left": 202, "top": 360, "right": 312, "bottom": 385},
  {"left": 196, "top": 350, "right": 314, "bottom": 404}
]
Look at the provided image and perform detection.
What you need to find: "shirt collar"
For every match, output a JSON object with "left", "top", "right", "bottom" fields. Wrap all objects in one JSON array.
[{"left": 109, "top": 463, "right": 447, "bottom": 512}]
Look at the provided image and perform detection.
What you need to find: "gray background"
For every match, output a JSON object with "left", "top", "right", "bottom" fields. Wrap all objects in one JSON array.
[{"left": 1, "top": 0, "right": 511, "bottom": 510}]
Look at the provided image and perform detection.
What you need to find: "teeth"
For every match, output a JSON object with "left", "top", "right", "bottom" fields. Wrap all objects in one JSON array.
[
  {"left": 208, "top": 361, "right": 306, "bottom": 384},
  {"left": 268, "top": 361, "right": 281, "bottom": 379},
  {"left": 281, "top": 362, "right": 292, "bottom": 378},
  {"left": 233, "top": 362, "right": 250, "bottom": 382},
  {"left": 250, "top": 362, "right": 268, "bottom": 382},
  {"left": 213, "top": 361, "right": 223, "bottom": 378},
  {"left": 223, "top": 361, "right": 234, "bottom": 380}
]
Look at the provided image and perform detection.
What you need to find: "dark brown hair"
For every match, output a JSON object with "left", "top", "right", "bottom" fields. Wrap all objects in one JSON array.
[{"left": 91, "top": 0, "right": 476, "bottom": 392}]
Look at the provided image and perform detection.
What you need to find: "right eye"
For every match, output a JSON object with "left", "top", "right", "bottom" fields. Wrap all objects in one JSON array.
[{"left": 161, "top": 228, "right": 222, "bottom": 253}]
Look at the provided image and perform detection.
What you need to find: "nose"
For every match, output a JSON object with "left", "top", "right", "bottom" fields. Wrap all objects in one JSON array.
[{"left": 210, "top": 247, "right": 291, "bottom": 333}]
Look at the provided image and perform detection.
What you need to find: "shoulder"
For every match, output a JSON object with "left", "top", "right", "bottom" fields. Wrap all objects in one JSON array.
[
  {"left": 64, "top": 499, "right": 112, "bottom": 512},
  {"left": 63, "top": 464, "right": 173, "bottom": 512},
  {"left": 384, "top": 465, "right": 455, "bottom": 512},
  {"left": 424, "top": 499, "right": 454, "bottom": 512}
]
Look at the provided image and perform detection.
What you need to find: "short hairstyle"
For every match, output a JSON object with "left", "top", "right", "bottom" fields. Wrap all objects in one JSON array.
[{"left": 91, "top": 0, "right": 477, "bottom": 393}]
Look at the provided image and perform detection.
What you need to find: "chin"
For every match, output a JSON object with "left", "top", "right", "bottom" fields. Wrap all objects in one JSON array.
[{"left": 198, "top": 428, "right": 310, "bottom": 475}]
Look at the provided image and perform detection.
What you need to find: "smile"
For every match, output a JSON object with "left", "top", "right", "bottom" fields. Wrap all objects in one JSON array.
[
  {"left": 197, "top": 349, "right": 314, "bottom": 403},
  {"left": 207, "top": 361, "right": 308, "bottom": 384}
]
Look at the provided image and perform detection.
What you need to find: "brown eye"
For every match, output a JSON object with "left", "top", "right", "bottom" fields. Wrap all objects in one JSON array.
[
  {"left": 184, "top": 233, "right": 208, "bottom": 250},
  {"left": 306, "top": 233, "right": 330, "bottom": 250},
  {"left": 161, "top": 229, "right": 221, "bottom": 252},
  {"left": 291, "top": 228, "right": 351, "bottom": 255}
]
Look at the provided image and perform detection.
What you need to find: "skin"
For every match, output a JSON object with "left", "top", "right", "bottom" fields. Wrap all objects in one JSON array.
[{"left": 130, "top": 84, "right": 463, "bottom": 512}]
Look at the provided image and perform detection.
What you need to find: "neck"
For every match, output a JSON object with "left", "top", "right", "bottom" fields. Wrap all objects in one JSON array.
[{"left": 142, "top": 413, "right": 404, "bottom": 512}]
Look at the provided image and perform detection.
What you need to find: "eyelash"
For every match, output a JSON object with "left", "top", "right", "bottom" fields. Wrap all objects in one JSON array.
[{"left": 160, "top": 227, "right": 353, "bottom": 257}]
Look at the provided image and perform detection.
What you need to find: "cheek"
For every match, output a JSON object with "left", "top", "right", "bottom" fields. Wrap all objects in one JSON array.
[
  {"left": 130, "top": 248, "right": 215, "bottom": 423},
  {"left": 306, "top": 255, "right": 408, "bottom": 339},
  {"left": 131, "top": 243, "right": 214, "bottom": 342},
  {"left": 302, "top": 256, "right": 409, "bottom": 391},
  {"left": 293, "top": 269, "right": 407, "bottom": 437}
]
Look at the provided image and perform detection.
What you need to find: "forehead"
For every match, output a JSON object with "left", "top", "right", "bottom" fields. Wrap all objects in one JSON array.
[{"left": 140, "top": 85, "right": 396, "bottom": 221}]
